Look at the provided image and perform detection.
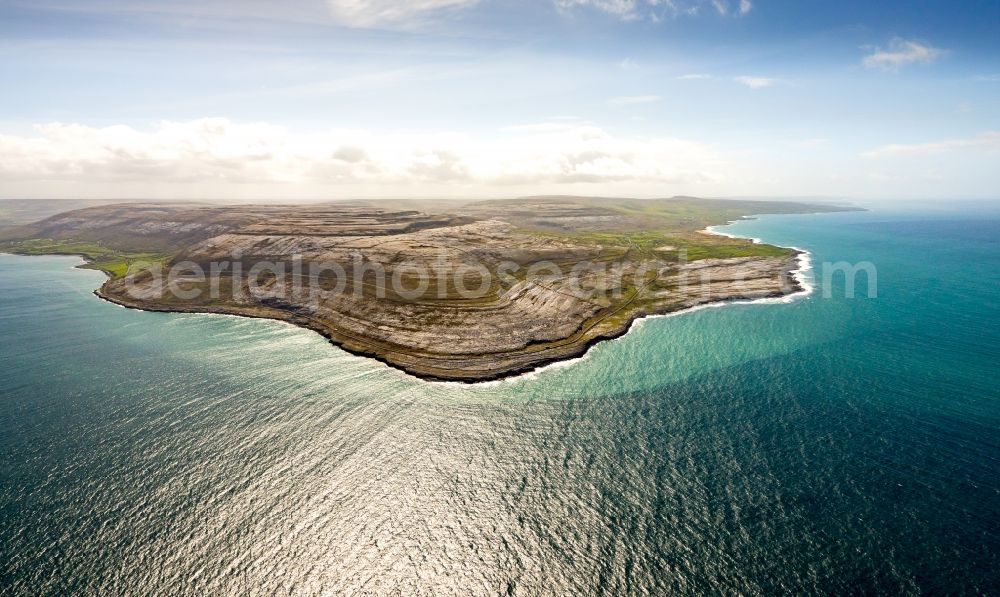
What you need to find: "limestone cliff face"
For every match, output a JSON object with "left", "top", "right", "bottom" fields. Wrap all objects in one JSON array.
[
  {"left": 12, "top": 198, "right": 818, "bottom": 381},
  {"left": 97, "top": 210, "right": 801, "bottom": 381}
]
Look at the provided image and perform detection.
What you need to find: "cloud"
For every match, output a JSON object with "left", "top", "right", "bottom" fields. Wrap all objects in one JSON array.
[
  {"left": 0, "top": 118, "right": 722, "bottom": 192},
  {"left": 325, "top": 0, "right": 478, "bottom": 27},
  {"left": 555, "top": 0, "right": 750, "bottom": 21},
  {"left": 619, "top": 58, "right": 641, "bottom": 71},
  {"left": 608, "top": 95, "right": 661, "bottom": 105},
  {"left": 22, "top": 0, "right": 484, "bottom": 30},
  {"left": 16, "top": 0, "right": 332, "bottom": 27},
  {"left": 555, "top": 0, "right": 639, "bottom": 19},
  {"left": 710, "top": 0, "right": 751, "bottom": 16},
  {"left": 862, "top": 131, "right": 1000, "bottom": 158},
  {"left": 862, "top": 38, "right": 946, "bottom": 71},
  {"left": 734, "top": 75, "right": 776, "bottom": 88},
  {"left": 677, "top": 73, "right": 712, "bottom": 80}
]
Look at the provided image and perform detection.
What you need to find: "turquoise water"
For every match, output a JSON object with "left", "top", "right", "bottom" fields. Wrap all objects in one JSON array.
[{"left": 1, "top": 208, "right": 998, "bottom": 594}]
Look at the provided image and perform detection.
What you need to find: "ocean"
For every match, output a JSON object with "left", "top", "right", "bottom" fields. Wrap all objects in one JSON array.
[{"left": 1, "top": 206, "right": 998, "bottom": 594}]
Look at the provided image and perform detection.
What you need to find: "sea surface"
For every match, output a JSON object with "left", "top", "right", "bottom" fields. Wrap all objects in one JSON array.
[{"left": 1, "top": 205, "right": 999, "bottom": 595}]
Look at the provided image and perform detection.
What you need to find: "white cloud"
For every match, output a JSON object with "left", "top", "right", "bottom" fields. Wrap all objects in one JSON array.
[
  {"left": 710, "top": 0, "right": 750, "bottom": 16},
  {"left": 0, "top": 118, "right": 722, "bottom": 192},
  {"left": 862, "top": 131, "right": 1000, "bottom": 158},
  {"left": 619, "top": 58, "right": 641, "bottom": 71},
  {"left": 608, "top": 95, "right": 661, "bottom": 105},
  {"left": 677, "top": 73, "right": 712, "bottom": 80},
  {"left": 325, "top": 0, "right": 478, "bottom": 27},
  {"left": 25, "top": 0, "right": 472, "bottom": 29},
  {"left": 862, "top": 38, "right": 945, "bottom": 71},
  {"left": 734, "top": 75, "right": 776, "bottom": 88},
  {"left": 555, "top": 0, "right": 639, "bottom": 19},
  {"left": 17, "top": 0, "right": 331, "bottom": 27},
  {"left": 555, "top": 0, "right": 750, "bottom": 21}
]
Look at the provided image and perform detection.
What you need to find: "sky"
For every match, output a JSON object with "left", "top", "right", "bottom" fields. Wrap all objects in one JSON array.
[{"left": 0, "top": 0, "right": 997, "bottom": 201}]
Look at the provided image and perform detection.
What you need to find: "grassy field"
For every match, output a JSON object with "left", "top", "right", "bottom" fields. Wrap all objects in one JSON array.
[
  {"left": 2, "top": 238, "right": 168, "bottom": 279},
  {"left": 508, "top": 198, "right": 807, "bottom": 261},
  {"left": 523, "top": 227, "right": 792, "bottom": 261}
]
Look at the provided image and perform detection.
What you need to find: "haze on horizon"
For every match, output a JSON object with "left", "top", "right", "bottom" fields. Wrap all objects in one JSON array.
[{"left": 0, "top": 0, "right": 997, "bottom": 201}]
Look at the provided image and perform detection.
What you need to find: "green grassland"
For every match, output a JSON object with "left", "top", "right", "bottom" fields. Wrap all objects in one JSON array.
[
  {"left": 522, "top": 228, "right": 792, "bottom": 261},
  {"left": 2, "top": 238, "right": 169, "bottom": 279},
  {"left": 513, "top": 197, "right": 811, "bottom": 261}
]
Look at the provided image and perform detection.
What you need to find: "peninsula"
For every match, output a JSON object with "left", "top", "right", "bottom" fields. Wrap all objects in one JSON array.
[{"left": 1, "top": 197, "right": 853, "bottom": 381}]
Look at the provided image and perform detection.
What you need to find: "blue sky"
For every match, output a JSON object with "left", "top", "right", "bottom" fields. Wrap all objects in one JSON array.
[{"left": 0, "top": 0, "right": 997, "bottom": 200}]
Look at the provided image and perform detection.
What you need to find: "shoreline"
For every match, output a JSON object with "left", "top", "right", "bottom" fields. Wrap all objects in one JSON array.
[
  {"left": 5, "top": 214, "right": 814, "bottom": 384},
  {"left": 484, "top": 215, "right": 815, "bottom": 385},
  {"left": 90, "top": 279, "right": 802, "bottom": 385},
  {"left": 703, "top": 218, "right": 815, "bottom": 300}
]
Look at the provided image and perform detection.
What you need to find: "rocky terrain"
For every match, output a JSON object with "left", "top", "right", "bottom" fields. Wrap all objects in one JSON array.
[{"left": 1, "top": 197, "right": 851, "bottom": 381}]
